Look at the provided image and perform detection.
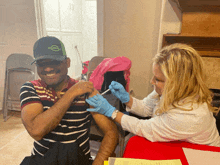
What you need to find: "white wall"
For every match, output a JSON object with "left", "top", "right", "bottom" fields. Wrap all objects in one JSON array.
[
  {"left": 157, "top": 0, "right": 182, "bottom": 52},
  {"left": 0, "top": 0, "right": 38, "bottom": 109},
  {"left": 103, "top": 0, "right": 163, "bottom": 99}
]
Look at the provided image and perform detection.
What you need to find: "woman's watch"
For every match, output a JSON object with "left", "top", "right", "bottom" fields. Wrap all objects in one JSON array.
[{"left": 111, "top": 110, "right": 119, "bottom": 120}]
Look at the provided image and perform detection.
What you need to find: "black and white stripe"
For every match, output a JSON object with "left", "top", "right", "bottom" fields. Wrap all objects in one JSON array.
[{"left": 20, "top": 80, "right": 92, "bottom": 158}]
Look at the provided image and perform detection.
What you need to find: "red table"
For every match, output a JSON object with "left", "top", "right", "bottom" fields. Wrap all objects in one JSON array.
[{"left": 123, "top": 136, "right": 220, "bottom": 165}]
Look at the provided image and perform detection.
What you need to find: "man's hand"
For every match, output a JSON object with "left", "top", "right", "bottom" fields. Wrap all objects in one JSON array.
[
  {"left": 69, "top": 81, "right": 94, "bottom": 97},
  {"left": 86, "top": 94, "right": 116, "bottom": 118},
  {"left": 109, "top": 81, "right": 130, "bottom": 103}
]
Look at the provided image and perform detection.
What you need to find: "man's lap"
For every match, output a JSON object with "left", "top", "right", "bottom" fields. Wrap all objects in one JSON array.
[{"left": 20, "top": 141, "right": 93, "bottom": 165}]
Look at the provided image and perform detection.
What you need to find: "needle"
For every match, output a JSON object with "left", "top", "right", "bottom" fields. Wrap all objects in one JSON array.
[{"left": 101, "top": 89, "right": 110, "bottom": 96}]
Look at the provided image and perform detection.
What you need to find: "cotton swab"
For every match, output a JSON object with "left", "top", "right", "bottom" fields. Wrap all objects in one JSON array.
[{"left": 101, "top": 89, "right": 110, "bottom": 96}]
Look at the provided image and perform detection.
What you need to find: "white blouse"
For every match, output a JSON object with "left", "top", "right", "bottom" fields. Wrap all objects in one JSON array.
[{"left": 121, "top": 90, "right": 220, "bottom": 147}]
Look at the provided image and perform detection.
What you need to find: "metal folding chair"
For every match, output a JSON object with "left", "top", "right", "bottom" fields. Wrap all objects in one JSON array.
[{"left": 2, "top": 53, "right": 36, "bottom": 121}]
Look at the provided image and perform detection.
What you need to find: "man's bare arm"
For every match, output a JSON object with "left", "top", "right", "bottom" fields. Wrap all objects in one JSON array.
[
  {"left": 21, "top": 81, "right": 94, "bottom": 141},
  {"left": 89, "top": 90, "right": 119, "bottom": 165}
]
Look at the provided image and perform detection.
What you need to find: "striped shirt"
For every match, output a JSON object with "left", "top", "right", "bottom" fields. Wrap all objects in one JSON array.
[{"left": 20, "top": 77, "right": 92, "bottom": 158}]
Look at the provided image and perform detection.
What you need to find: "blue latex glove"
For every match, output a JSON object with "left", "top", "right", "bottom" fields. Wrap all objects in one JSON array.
[
  {"left": 108, "top": 81, "right": 130, "bottom": 103},
  {"left": 86, "top": 94, "right": 116, "bottom": 118}
]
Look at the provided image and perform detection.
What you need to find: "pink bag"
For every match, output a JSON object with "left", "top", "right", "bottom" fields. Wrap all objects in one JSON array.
[{"left": 89, "top": 56, "right": 132, "bottom": 92}]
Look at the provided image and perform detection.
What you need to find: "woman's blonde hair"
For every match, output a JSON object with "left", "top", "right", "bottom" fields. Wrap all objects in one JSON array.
[{"left": 153, "top": 43, "right": 218, "bottom": 115}]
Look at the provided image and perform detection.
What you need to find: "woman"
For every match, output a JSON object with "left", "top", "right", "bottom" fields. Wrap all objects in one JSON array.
[{"left": 86, "top": 43, "right": 220, "bottom": 147}]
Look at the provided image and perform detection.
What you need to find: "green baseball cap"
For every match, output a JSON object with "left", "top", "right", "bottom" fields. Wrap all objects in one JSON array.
[{"left": 31, "top": 36, "right": 67, "bottom": 64}]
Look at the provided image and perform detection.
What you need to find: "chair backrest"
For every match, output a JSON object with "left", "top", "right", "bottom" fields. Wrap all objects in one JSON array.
[
  {"left": 5, "top": 54, "right": 36, "bottom": 100},
  {"left": 87, "top": 56, "right": 106, "bottom": 81},
  {"left": 7, "top": 69, "right": 35, "bottom": 100},
  {"left": 6, "top": 53, "right": 36, "bottom": 71}
]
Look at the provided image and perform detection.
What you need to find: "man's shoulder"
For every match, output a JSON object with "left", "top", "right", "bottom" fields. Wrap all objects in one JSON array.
[
  {"left": 21, "top": 79, "right": 45, "bottom": 93},
  {"left": 20, "top": 80, "right": 42, "bottom": 108},
  {"left": 21, "top": 79, "right": 41, "bottom": 86},
  {"left": 67, "top": 77, "right": 78, "bottom": 89},
  {"left": 21, "top": 81, "right": 35, "bottom": 91},
  {"left": 30, "top": 79, "right": 45, "bottom": 87}
]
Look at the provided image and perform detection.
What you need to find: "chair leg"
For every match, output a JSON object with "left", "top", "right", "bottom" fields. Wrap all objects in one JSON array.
[
  {"left": 3, "top": 101, "right": 11, "bottom": 122},
  {"left": 120, "top": 139, "right": 125, "bottom": 157},
  {"left": 118, "top": 133, "right": 125, "bottom": 157},
  {"left": 3, "top": 75, "right": 8, "bottom": 122},
  {"left": 3, "top": 101, "right": 7, "bottom": 122}
]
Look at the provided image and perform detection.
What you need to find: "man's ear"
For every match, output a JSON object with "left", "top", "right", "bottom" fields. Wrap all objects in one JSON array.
[{"left": 66, "top": 58, "right": 71, "bottom": 68}]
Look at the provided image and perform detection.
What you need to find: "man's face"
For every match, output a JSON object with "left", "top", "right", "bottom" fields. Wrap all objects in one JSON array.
[{"left": 36, "top": 58, "right": 70, "bottom": 87}]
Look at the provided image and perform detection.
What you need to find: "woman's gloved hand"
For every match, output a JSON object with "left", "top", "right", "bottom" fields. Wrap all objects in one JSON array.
[
  {"left": 109, "top": 81, "right": 130, "bottom": 103},
  {"left": 86, "top": 94, "right": 116, "bottom": 118}
]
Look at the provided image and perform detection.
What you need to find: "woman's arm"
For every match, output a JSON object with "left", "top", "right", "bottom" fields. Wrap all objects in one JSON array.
[
  {"left": 125, "top": 90, "right": 158, "bottom": 117},
  {"left": 119, "top": 110, "right": 206, "bottom": 142}
]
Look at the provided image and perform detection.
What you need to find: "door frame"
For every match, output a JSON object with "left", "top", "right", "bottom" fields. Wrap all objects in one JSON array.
[{"left": 34, "top": 0, "right": 47, "bottom": 38}]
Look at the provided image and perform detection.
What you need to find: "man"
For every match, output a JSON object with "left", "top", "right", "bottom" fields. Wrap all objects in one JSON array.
[{"left": 20, "top": 36, "right": 119, "bottom": 165}]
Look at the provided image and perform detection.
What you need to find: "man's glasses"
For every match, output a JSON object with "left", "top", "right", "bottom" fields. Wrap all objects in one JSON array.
[{"left": 36, "top": 60, "right": 63, "bottom": 67}]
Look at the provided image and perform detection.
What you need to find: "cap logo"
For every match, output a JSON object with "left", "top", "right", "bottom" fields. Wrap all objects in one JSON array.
[{"left": 48, "top": 45, "right": 61, "bottom": 52}]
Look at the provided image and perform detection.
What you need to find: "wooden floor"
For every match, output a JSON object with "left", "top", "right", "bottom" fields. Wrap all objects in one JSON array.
[
  {"left": 0, "top": 111, "right": 123, "bottom": 165},
  {"left": 0, "top": 111, "right": 34, "bottom": 165}
]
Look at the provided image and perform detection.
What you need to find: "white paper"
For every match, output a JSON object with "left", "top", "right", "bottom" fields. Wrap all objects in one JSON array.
[{"left": 183, "top": 147, "right": 220, "bottom": 165}]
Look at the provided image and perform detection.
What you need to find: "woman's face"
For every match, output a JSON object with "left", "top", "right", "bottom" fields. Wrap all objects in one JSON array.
[{"left": 150, "top": 63, "right": 166, "bottom": 96}]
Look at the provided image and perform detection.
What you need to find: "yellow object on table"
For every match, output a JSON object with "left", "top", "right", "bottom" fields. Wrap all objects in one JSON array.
[{"left": 108, "top": 157, "right": 182, "bottom": 165}]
